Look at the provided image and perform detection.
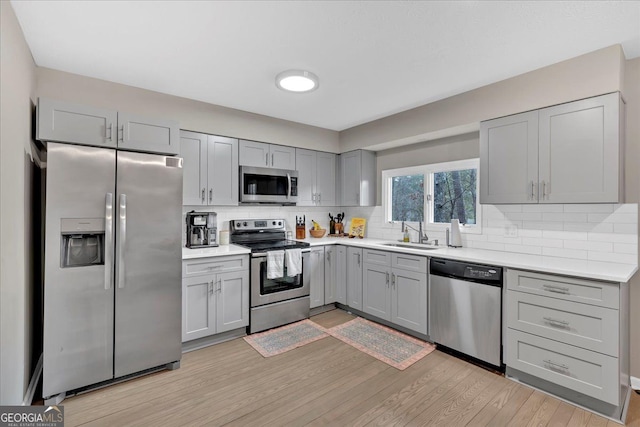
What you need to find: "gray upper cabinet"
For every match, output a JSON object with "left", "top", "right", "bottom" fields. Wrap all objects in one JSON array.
[
  {"left": 480, "top": 92, "right": 623, "bottom": 204},
  {"left": 339, "top": 150, "right": 376, "bottom": 207},
  {"left": 37, "top": 98, "right": 179, "bottom": 155},
  {"left": 117, "top": 112, "right": 180, "bottom": 155},
  {"left": 539, "top": 93, "right": 622, "bottom": 203},
  {"left": 239, "top": 140, "right": 296, "bottom": 170},
  {"left": 480, "top": 111, "right": 539, "bottom": 204},
  {"left": 38, "top": 98, "right": 118, "bottom": 149},
  {"left": 180, "top": 130, "right": 238, "bottom": 206},
  {"left": 208, "top": 135, "right": 239, "bottom": 205},
  {"left": 295, "top": 149, "right": 337, "bottom": 206}
]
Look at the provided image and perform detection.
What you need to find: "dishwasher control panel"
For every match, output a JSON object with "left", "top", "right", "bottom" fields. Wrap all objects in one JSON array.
[{"left": 430, "top": 258, "right": 502, "bottom": 285}]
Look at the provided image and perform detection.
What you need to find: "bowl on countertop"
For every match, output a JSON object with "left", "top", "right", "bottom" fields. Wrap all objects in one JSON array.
[{"left": 309, "top": 229, "right": 326, "bottom": 238}]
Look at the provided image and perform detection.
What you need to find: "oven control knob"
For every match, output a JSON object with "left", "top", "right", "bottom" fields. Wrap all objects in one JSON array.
[
  {"left": 278, "top": 221, "right": 282, "bottom": 226},
  {"left": 236, "top": 222, "right": 241, "bottom": 227},
  {"left": 272, "top": 221, "right": 276, "bottom": 225},
  {"left": 243, "top": 222, "right": 248, "bottom": 226}
]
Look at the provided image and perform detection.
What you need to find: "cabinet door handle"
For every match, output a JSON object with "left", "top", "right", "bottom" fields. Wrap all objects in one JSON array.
[
  {"left": 209, "top": 281, "right": 214, "bottom": 295},
  {"left": 209, "top": 189, "right": 213, "bottom": 203},
  {"left": 271, "top": 153, "right": 274, "bottom": 166},
  {"left": 357, "top": 253, "right": 361, "bottom": 265},
  {"left": 385, "top": 272, "right": 389, "bottom": 286},
  {"left": 217, "top": 278, "right": 222, "bottom": 293},
  {"left": 543, "top": 359, "right": 569, "bottom": 372},
  {"left": 266, "top": 152, "right": 269, "bottom": 166},
  {"left": 106, "top": 123, "right": 113, "bottom": 141},
  {"left": 543, "top": 316, "right": 570, "bottom": 327},
  {"left": 318, "top": 193, "right": 321, "bottom": 205},
  {"left": 326, "top": 251, "right": 330, "bottom": 262},
  {"left": 530, "top": 181, "right": 535, "bottom": 200},
  {"left": 118, "top": 124, "right": 124, "bottom": 142},
  {"left": 392, "top": 273, "right": 396, "bottom": 287},
  {"left": 202, "top": 188, "right": 206, "bottom": 203},
  {"left": 542, "top": 284, "right": 569, "bottom": 294},
  {"left": 541, "top": 180, "right": 548, "bottom": 200}
]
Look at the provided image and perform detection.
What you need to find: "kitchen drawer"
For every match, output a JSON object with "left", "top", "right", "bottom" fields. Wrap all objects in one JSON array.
[
  {"left": 363, "top": 249, "right": 391, "bottom": 266},
  {"left": 506, "top": 290, "right": 618, "bottom": 356},
  {"left": 506, "top": 329, "right": 619, "bottom": 405},
  {"left": 506, "top": 269, "right": 619, "bottom": 309},
  {"left": 392, "top": 253, "right": 427, "bottom": 273},
  {"left": 182, "top": 255, "right": 248, "bottom": 278}
]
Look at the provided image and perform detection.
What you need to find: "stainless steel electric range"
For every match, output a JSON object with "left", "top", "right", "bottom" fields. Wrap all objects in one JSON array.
[{"left": 230, "top": 219, "right": 310, "bottom": 333}]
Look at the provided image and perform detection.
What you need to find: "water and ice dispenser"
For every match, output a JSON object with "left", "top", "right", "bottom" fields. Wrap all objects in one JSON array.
[{"left": 60, "top": 218, "right": 105, "bottom": 268}]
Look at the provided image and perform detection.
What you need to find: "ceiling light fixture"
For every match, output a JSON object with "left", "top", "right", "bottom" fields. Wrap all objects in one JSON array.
[{"left": 275, "top": 70, "right": 319, "bottom": 93}]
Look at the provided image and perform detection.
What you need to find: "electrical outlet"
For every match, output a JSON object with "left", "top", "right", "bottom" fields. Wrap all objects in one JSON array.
[{"left": 504, "top": 225, "right": 518, "bottom": 237}]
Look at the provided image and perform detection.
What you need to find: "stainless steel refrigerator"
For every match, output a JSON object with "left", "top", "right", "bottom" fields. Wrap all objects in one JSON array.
[{"left": 43, "top": 142, "right": 183, "bottom": 400}]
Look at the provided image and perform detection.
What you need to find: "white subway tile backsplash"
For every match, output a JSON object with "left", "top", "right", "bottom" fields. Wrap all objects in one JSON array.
[
  {"left": 564, "top": 204, "right": 614, "bottom": 213},
  {"left": 563, "top": 222, "right": 614, "bottom": 233},
  {"left": 503, "top": 244, "right": 543, "bottom": 255},
  {"left": 588, "top": 251, "right": 638, "bottom": 265},
  {"left": 614, "top": 223, "right": 638, "bottom": 234},
  {"left": 564, "top": 240, "right": 613, "bottom": 252},
  {"left": 521, "top": 237, "right": 563, "bottom": 248},
  {"left": 469, "top": 241, "right": 505, "bottom": 251},
  {"left": 588, "top": 232, "right": 638, "bottom": 244},
  {"left": 503, "top": 212, "right": 543, "bottom": 221},
  {"left": 613, "top": 204, "right": 638, "bottom": 214},
  {"left": 521, "top": 204, "right": 564, "bottom": 213},
  {"left": 522, "top": 221, "right": 564, "bottom": 231},
  {"left": 487, "top": 235, "right": 522, "bottom": 245},
  {"left": 542, "top": 213, "right": 588, "bottom": 222},
  {"left": 542, "top": 230, "right": 588, "bottom": 241},
  {"left": 542, "top": 247, "right": 588, "bottom": 260},
  {"left": 613, "top": 243, "right": 637, "bottom": 254}
]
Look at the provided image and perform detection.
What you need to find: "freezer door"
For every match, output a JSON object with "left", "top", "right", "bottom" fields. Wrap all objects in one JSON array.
[
  {"left": 43, "top": 143, "right": 116, "bottom": 397},
  {"left": 114, "top": 151, "right": 183, "bottom": 377}
]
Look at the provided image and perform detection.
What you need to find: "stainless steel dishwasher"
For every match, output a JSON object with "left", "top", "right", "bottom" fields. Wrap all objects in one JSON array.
[{"left": 429, "top": 258, "right": 503, "bottom": 368}]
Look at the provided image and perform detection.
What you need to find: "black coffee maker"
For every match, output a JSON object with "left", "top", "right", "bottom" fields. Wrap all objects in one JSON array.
[{"left": 186, "top": 211, "right": 218, "bottom": 248}]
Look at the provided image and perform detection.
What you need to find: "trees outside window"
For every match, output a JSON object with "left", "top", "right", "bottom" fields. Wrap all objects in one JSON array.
[{"left": 383, "top": 159, "right": 480, "bottom": 230}]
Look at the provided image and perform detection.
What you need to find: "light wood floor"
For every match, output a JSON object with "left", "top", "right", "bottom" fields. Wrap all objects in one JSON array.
[{"left": 62, "top": 309, "right": 640, "bottom": 426}]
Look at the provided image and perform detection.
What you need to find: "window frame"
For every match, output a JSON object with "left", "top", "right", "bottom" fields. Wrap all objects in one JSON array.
[{"left": 382, "top": 158, "right": 481, "bottom": 234}]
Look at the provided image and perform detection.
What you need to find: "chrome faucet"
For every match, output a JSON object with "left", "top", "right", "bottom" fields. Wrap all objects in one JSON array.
[{"left": 401, "top": 220, "right": 429, "bottom": 244}]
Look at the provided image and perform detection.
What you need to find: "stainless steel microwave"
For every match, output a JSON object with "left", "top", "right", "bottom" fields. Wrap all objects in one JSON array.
[{"left": 239, "top": 166, "right": 298, "bottom": 205}]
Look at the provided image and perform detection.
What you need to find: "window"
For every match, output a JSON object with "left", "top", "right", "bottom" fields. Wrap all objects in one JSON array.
[{"left": 383, "top": 159, "right": 480, "bottom": 231}]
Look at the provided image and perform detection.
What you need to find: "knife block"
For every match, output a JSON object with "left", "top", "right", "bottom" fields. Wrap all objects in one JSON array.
[{"left": 296, "top": 225, "right": 306, "bottom": 239}]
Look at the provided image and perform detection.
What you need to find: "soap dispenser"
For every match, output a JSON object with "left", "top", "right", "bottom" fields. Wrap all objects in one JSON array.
[{"left": 403, "top": 227, "right": 410, "bottom": 243}]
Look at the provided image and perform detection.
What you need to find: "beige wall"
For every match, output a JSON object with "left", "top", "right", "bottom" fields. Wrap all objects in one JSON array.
[
  {"left": 375, "top": 132, "right": 479, "bottom": 204},
  {"left": 37, "top": 68, "right": 340, "bottom": 153},
  {"left": 341, "top": 45, "right": 625, "bottom": 152},
  {"left": 623, "top": 57, "right": 640, "bottom": 379},
  {"left": 0, "top": 1, "right": 37, "bottom": 405}
]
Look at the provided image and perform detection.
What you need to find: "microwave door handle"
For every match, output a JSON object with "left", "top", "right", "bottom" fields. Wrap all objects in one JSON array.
[{"left": 286, "top": 173, "right": 291, "bottom": 199}]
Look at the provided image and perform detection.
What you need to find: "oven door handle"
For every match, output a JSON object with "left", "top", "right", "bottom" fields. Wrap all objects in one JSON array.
[{"left": 253, "top": 249, "right": 311, "bottom": 258}]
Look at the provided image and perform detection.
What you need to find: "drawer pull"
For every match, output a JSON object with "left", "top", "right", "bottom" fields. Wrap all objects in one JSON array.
[
  {"left": 543, "top": 359, "right": 569, "bottom": 372},
  {"left": 543, "top": 316, "right": 570, "bottom": 327},
  {"left": 542, "top": 284, "right": 570, "bottom": 294},
  {"left": 208, "top": 265, "right": 222, "bottom": 270}
]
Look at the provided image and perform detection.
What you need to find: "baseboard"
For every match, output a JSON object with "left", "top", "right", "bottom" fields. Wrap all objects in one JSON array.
[
  {"left": 631, "top": 376, "right": 640, "bottom": 391},
  {"left": 22, "top": 353, "right": 43, "bottom": 405}
]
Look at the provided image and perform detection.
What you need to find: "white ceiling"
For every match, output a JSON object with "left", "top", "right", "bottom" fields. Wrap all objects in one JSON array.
[{"left": 11, "top": 1, "right": 640, "bottom": 132}]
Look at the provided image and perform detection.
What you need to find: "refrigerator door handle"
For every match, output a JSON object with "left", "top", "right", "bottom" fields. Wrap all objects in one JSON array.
[
  {"left": 118, "top": 194, "right": 127, "bottom": 289},
  {"left": 104, "top": 193, "right": 114, "bottom": 290}
]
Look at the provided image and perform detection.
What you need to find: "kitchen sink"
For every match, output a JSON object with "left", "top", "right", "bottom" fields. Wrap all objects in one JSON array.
[{"left": 381, "top": 243, "right": 440, "bottom": 251}]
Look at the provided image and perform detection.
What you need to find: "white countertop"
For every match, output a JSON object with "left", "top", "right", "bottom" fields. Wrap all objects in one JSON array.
[
  {"left": 182, "top": 237, "right": 637, "bottom": 282},
  {"left": 297, "top": 237, "right": 638, "bottom": 283},
  {"left": 182, "top": 244, "right": 250, "bottom": 259}
]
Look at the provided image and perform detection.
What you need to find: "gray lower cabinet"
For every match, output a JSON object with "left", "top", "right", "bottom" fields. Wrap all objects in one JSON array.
[
  {"left": 324, "top": 246, "right": 337, "bottom": 304},
  {"left": 182, "top": 255, "right": 249, "bottom": 342},
  {"left": 346, "top": 247, "right": 364, "bottom": 310},
  {"left": 309, "top": 247, "right": 326, "bottom": 309},
  {"left": 295, "top": 149, "right": 337, "bottom": 206},
  {"left": 37, "top": 97, "right": 179, "bottom": 155},
  {"left": 362, "top": 249, "right": 427, "bottom": 335},
  {"left": 480, "top": 92, "right": 623, "bottom": 204},
  {"left": 505, "top": 269, "right": 628, "bottom": 416},
  {"left": 239, "top": 140, "right": 296, "bottom": 170},
  {"left": 339, "top": 150, "right": 376, "bottom": 206},
  {"left": 180, "top": 130, "right": 238, "bottom": 206},
  {"left": 335, "top": 246, "right": 347, "bottom": 305}
]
